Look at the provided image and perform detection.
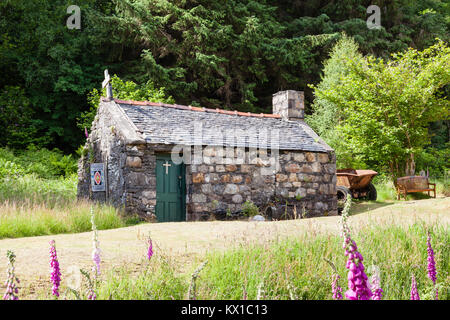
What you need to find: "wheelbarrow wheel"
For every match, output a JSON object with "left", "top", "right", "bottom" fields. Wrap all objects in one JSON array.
[
  {"left": 366, "top": 183, "right": 377, "bottom": 201},
  {"left": 337, "top": 186, "right": 351, "bottom": 214}
]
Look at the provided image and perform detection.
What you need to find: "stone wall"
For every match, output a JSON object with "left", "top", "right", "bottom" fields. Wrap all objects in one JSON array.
[
  {"left": 78, "top": 138, "right": 161, "bottom": 220},
  {"left": 276, "top": 150, "right": 337, "bottom": 217},
  {"left": 77, "top": 101, "right": 128, "bottom": 208},
  {"left": 77, "top": 101, "right": 156, "bottom": 219},
  {"left": 78, "top": 102, "right": 337, "bottom": 220},
  {"left": 187, "top": 147, "right": 337, "bottom": 220},
  {"left": 79, "top": 142, "right": 337, "bottom": 221}
]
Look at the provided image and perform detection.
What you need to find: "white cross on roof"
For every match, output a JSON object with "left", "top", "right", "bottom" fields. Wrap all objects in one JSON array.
[{"left": 102, "top": 69, "right": 111, "bottom": 88}]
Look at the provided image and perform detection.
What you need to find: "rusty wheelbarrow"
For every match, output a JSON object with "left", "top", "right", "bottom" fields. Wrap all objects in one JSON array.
[{"left": 336, "top": 169, "right": 378, "bottom": 212}]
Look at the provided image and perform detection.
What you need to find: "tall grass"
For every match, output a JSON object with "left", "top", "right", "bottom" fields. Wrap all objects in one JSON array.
[
  {"left": 0, "top": 174, "right": 77, "bottom": 207},
  {"left": 0, "top": 200, "right": 136, "bottom": 239},
  {"left": 0, "top": 147, "right": 78, "bottom": 206},
  {"left": 96, "top": 256, "right": 189, "bottom": 300},
  {"left": 373, "top": 179, "right": 398, "bottom": 202},
  {"left": 198, "top": 223, "right": 448, "bottom": 300},
  {"left": 93, "top": 222, "right": 449, "bottom": 300},
  {"left": 0, "top": 147, "right": 140, "bottom": 238}
]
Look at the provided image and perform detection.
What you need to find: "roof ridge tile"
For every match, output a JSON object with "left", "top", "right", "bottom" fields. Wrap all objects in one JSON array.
[{"left": 110, "top": 97, "right": 280, "bottom": 119}]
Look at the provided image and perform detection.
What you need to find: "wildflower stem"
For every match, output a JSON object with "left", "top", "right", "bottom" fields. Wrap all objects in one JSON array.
[{"left": 188, "top": 261, "right": 208, "bottom": 300}]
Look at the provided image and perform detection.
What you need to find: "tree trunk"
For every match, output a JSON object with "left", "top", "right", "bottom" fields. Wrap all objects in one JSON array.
[{"left": 405, "top": 153, "right": 415, "bottom": 176}]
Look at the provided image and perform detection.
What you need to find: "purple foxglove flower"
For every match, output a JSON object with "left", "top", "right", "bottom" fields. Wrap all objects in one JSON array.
[
  {"left": 85, "top": 127, "right": 89, "bottom": 139},
  {"left": 340, "top": 195, "right": 372, "bottom": 300},
  {"left": 88, "top": 288, "right": 97, "bottom": 300},
  {"left": 410, "top": 273, "right": 420, "bottom": 300},
  {"left": 426, "top": 233, "right": 436, "bottom": 284},
  {"left": 49, "top": 240, "right": 61, "bottom": 298},
  {"left": 343, "top": 237, "right": 373, "bottom": 300},
  {"left": 3, "top": 250, "right": 19, "bottom": 300},
  {"left": 369, "top": 270, "right": 383, "bottom": 300},
  {"left": 426, "top": 232, "right": 438, "bottom": 299},
  {"left": 371, "top": 288, "right": 383, "bottom": 300},
  {"left": 332, "top": 273, "right": 343, "bottom": 300},
  {"left": 92, "top": 247, "right": 101, "bottom": 276},
  {"left": 90, "top": 206, "right": 101, "bottom": 277},
  {"left": 147, "top": 238, "right": 154, "bottom": 261}
]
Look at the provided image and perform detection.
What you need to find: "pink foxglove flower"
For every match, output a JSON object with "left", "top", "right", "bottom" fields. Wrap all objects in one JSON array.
[
  {"left": 332, "top": 273, "right": 343, "bottom": 300},
  {"left": 87, "top": 288, "right": 97, "bottom": 300},
  {"left": 343, "top": 237, "right": 373, "bottom": 300},
  {"left": 369, "top": 268, "right": 383, "bottom": 300},
  {"left": 410, "top": 273, "right": 420, "bottom": 300},
  {"left": 426, "top": 232, "right": 438, "bottom": 299},
  {"left": 85, "top": 127, "right": 89, "bottom": 139},
  {"left": 340, "top": 194, "right": 372, "bottom": 300},
  {"left": 426, "top": 233, "right": 436, "bottom": 284},
  {"left": 91, "top": 206, "right": 101, "bottom": 277},
  {"left": 147, "top": 237, "right": 154, "bottom": 261},
  {"left": 3, "top": 250, "right": 19, "bottom": 300},
  {"left": 49, "top": 240, "right": 61, "bottom": 298}
]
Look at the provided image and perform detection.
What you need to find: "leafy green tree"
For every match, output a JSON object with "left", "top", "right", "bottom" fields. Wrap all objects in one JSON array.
[
  {"left": 307, "top": 35, "right": 366, "bottom": 169},
  {"left": 98, "top": 0, "right": 449, "bottom": 133},
  {"left": 106, "top": 0, "right": 338, "bottom": 111},
  {"left": 0, "top": 0, "right": 110, "bottom": 151},
  {"left": 0, "top": 86, "right": 42, "bottom": 148},
  {"left": 314, "top": 39, "right": 450, "bottom": 181},
  {"left": 280, "top": 0, "right": 449, "bottom": 56}
]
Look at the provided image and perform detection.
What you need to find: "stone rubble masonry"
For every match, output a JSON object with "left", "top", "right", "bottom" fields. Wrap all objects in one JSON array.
[
  {"left": 272, "top": 90, "right": 305, "bottom": 121},
  {"left": 187, "top": 147, "right": 337, "bottom": 220},
  {"left": 78, "top": 101, "right": 337, "bottom": 221}
]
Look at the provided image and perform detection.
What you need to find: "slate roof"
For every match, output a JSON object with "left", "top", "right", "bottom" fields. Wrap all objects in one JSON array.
[{"left": 110, "top": 98, "right": 330, "bottom": 152}]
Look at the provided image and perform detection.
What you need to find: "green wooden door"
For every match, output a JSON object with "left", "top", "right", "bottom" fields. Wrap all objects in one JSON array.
[{"left": 155, "top": 154, "right": 186, "bottom": 222}]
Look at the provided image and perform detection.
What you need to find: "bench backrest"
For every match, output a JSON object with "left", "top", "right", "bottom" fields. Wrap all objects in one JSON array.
[{"left": 397, "top": 176, "right": 429, "bottom": 190}]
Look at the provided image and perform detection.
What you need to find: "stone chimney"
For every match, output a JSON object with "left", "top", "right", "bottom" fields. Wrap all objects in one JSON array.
[{"left": 272, "top": 90, "right": 304, "bottom": 121}]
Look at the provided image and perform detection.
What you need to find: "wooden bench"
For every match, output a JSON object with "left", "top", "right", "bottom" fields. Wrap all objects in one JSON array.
[{"left": 396, "top": 176, "right": 436, "bottom": 200}]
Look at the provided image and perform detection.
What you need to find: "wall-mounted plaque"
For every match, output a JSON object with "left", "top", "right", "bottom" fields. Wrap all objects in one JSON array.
[{"left": 90, "top": 163, "right": 106, "bottom": 192}]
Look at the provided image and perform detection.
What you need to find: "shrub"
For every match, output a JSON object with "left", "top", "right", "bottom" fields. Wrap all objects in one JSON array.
[
  {"left": 415, "top": 146, "right": 450, "bottom": 178},
  {"left": 0, "top": 147, "right": 78, "bottom": 179},
  {"left": 242, "top": 200, "right": 259, "bottom": 217},
  {"left": 0, "top": 159, "right": 25, "bottom": 179}
]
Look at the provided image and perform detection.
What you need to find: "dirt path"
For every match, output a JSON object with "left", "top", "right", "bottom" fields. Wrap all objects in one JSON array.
[{"left": 0, "top": 197, "right": 448, "bottom": 298}]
